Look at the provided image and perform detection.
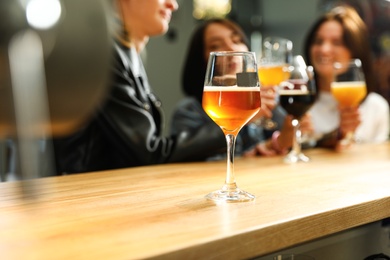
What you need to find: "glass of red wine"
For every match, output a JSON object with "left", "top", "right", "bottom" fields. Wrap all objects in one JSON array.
[{"left": 279, "top": 56, "right": 317, "bottom": 163}]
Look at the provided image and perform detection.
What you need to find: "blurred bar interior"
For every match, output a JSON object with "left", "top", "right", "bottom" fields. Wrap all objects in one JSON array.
[
  {"left": 0, "top": 0, "right": 389, "bottom": 190},
  {"left": 0, "top": 0, "right": 112, "bottom": 190},
  {"left": 0, "top": 1, "right": 389, "bottom": 259}
]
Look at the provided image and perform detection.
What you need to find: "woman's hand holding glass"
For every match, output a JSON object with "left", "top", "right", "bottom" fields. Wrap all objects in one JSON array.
[
  {"left": 244, "top": 113, "right": 314, "bottom": 157},
  {"left": 279, "top": 114, "right": 314, "bottom": 148},
  {"left": 339, "top": 107, "right": 361, "bottom": 133},
  {"left": 249, "top": 88, "right": 276, "bottom": 123},
  {"left": 335, "top": 106, "right": 361, "bottom": 150}
]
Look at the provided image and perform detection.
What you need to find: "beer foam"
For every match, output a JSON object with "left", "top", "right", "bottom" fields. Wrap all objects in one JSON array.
[
  {"left": 279, "top": 89, "right": 310, "bottom": 95},
  {"left": 331, "top": 81, "right": 366, "bottom": 88},
  {"left": 204, "top": 86, "right": 260, "bottom": 91}
]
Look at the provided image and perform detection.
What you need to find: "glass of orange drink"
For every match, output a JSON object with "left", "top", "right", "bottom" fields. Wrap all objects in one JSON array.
[
  {"left": 331, "top": 59, "right": 367, "bottom": 144},
  {"left": 256, "top": 37, "right": 293, "bottom": 129},
  {"left": 202, "top": 51, "right": 261, "bottom": 202},
  {"left": 258, "top": 61, "right": 291, "bottom": 87}
]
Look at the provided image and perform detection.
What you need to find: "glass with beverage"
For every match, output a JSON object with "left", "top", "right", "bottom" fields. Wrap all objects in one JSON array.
[
  {"left": 331, "top": 59, "right": 367, "bottom": 145},
  {"left": 257, "top": 36, "right": 293, "bottom": 129},
  {"left": 279, "top": 61, "right": 316, "bottom": 163},
  {"left": 258, "top": 62, "right": 290, "bottom": 87},
  {"left": 202, "top": 51, "right": 261, "bottom": 202}
]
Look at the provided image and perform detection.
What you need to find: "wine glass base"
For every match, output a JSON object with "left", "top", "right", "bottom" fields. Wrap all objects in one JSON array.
[
  {"left": 283, "top": 151, "right": 310, "bottom": 164},
  {"left": 205, "top": 188, "right": 255, "bottom": 202}
]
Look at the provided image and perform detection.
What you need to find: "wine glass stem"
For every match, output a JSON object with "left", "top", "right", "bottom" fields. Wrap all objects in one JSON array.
[
  {"left": 224, "top": 134, "right": 238, "bottom": 191},
  {"left": 292, "top": 118, "right": 302, "bottom": 155}
]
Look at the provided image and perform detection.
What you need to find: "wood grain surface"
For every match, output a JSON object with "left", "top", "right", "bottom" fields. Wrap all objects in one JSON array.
[{"left": 1, "top": 142, "right": 390, "bottom": 260}]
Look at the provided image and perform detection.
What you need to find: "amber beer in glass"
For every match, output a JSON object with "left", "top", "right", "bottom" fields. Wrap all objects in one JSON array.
[
  {"left": 260, "top": 37, "right": 293, "bottom": 87},
  {"left": 203, "top": 86, "right": 261, "bottom": 136},
  {"left": 331, "top": 59, "right": 367, "bottom": 145},
  {"left": 258, "top": 64, "right": 290, "bottom": 87},
  {"left": 202, "top": 51, "right": 260, "bottom": 202},
  {"left": 256, "top": 37, "right": 293, "bottom": 129},
  {"left": 330, "top": 81, "right": 366, "bottom": 107}
]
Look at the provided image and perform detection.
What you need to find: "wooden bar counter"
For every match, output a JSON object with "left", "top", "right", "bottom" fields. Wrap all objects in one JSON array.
[{"left": 1, "top": 143, "right": 390, "bottom": 259}]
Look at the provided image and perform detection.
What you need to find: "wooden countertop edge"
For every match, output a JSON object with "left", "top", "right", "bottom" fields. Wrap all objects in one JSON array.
[{"left": 145, "top": 197, "right": 390, "bottom": 259}]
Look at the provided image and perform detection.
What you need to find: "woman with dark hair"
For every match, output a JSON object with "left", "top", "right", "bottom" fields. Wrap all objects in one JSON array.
[
  {"left": 304, "top": 5, "right": 389, "bottom": 150},
  {"left": 172, "top": 18, "right": 311, "bottom": 157},
  {"left": 181, "top": 19, "right": 250, "bottom": 104}
]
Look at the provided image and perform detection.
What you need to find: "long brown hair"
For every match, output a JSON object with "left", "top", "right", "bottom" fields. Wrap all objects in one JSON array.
[
  {"left": 304, "top": 5, "right": 375, "bottom": 94},
  {"left": 181, "top": 18, "right": 249, "bottom": 103}
]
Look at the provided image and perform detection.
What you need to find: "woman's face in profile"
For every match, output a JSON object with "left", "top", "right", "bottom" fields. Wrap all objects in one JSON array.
[
  {"left": 120, "top": 0, "right": 178, "bottom": 38},
  {"left": 310, "top": 20, "right": 352, "bottom": 80}
]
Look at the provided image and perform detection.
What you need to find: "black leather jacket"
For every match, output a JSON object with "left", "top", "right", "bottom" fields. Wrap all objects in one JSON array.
[{"left": 53, "top": 42, "right": 228, "bottom": 174}]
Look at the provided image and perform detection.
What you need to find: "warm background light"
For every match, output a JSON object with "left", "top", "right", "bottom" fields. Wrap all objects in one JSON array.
[
  {"left": 193, "top": 0, "right": 231, "bottom": 20},
  {"left": 26, "top": 0, "right": 62, "bottom": 29}
]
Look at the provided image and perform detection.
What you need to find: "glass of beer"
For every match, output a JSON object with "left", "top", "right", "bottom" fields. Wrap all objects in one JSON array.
[
  {"left": 202, "top": 51, "right": 261, "bottom": 202},
  {"left": 331, "top": 59, "right": 367, "bottom": 145},
  {"left": 257, "top": 37, "right": 293, "bottom": 129}
]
